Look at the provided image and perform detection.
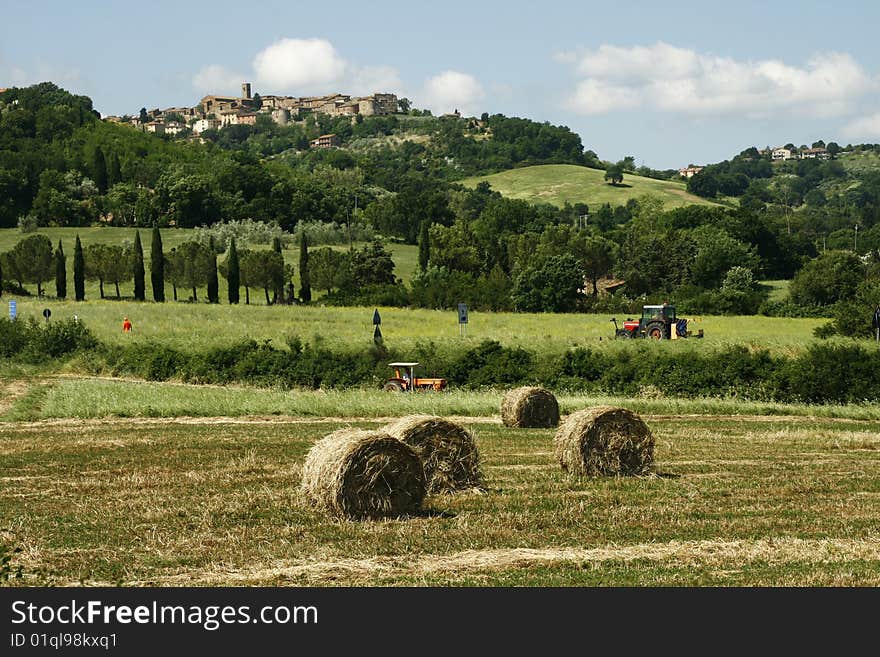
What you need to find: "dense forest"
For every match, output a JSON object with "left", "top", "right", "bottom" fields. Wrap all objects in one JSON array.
[{"left": 3, "top": 82, "right": 880, "bottom": 330}]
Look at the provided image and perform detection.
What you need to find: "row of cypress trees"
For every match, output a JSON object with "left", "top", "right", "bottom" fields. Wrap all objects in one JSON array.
[{"left": 24, "top": 226, "right": 315, "bottom": 304}]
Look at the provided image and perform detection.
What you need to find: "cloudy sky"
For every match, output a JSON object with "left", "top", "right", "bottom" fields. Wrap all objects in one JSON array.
[{"left": 2, "top": 0, "right": 879, "bottom": 168}]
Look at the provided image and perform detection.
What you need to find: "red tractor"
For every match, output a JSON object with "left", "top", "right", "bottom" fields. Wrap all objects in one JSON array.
[{"left": 611, "top": 304, "right": 703, "bottom": 340}]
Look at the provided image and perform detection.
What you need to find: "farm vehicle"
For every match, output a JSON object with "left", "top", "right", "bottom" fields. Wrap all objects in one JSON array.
[
  {"left": 384, "top": 362, "right": 448, "bottom": 392},
  {"left": 611, "top": 304, "right": 704, "bottom": 340}
]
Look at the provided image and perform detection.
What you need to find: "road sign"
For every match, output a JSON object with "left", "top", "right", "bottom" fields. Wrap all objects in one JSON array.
[
  {"left": 43, "top": 308, "right": 52, "bottom": 320},
  {"left": 458, "top": 303, "right": 468, "bottom": 324},
  {"left": 372, "top": 309, "right": 381, "bottom": 325},
  {"left": 9, "top": 300, "right": 16, "bottom": 320}
]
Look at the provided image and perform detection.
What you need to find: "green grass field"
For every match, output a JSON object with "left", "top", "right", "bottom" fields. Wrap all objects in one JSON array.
[
  {"left": 1, "top": 389, "right": 877, "bottom": 585},
  {"left": 461, "top": 164, "right": 723, "bottom": 209},
  {"left": 0, "top": 228, "right": 419, "bottom": 301},
  {"left": 4, "top": 297, "right": 828, "bottom": 355}
]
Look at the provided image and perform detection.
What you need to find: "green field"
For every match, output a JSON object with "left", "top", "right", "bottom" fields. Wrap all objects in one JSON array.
[
  {"left": 4, "top": 297, "right": 828, "bottom": 355},
  {"left": 461, "top": 164, "right": 723, "bottom": 209},
  {"left": 1, "top": 386, "right": 877, "bottom": 586},
  {"left": 0, "top": 228, "right": 419, "bottom": 301}
]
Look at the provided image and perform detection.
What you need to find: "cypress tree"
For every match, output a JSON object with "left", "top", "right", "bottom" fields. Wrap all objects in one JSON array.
[
  {"left": 298, "top": 231, "right": 311, "bottom": 303},
  {"left": 108, "top": 151, "right": 121, "bottom": 187},
  {"left": 207, "top": 237, "right": 219, "bottom": 303},
  {"left": 92, "top": 146, "right": 108, "bottom": 193},
  {"left": 227, "top": 238, "right": 240, "bottom": 304},
  {"left": 55, "top": 239, "right": 67, "bottom": 299},
  {"left": 418, "top": 219, "right": 430, "bottom": 270},
  {"left": 73, "top": 235, "right": 85, "bottom": 301},
  {"left": 271, "top": 237, "right": 283, "bottom": 304},
  {"left": 151, "top": 225, "right": 165, "bottom": 302},
  {"left": 132, "top": 230, "right": 145, "bottom": 301}
]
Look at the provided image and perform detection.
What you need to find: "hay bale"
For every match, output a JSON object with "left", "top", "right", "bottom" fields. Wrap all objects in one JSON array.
[
  {"left": 383, "top": 415, "right": 482, "bottom": 492},
  {"left": 301, "top": 429, "right": 426, "bottom": 519},
  {"left": 553, "top": 406, "right": 654, "bottom": 477},
  {"left": 501, "top": 386, "right": 560, "bottom": 428}
]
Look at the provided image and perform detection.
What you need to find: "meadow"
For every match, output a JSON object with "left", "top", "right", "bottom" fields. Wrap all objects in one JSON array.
[
  {"left": 461, "top": 164, "right": 724, "bottom": 209},
  {"left": 5, "top": 296, "right": 829, "bottom": 356},
  {"left": 1, "top": 398, "right": 877, "bottom": 586}
]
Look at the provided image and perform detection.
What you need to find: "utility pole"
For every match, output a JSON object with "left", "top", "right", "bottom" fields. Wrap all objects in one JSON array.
[{"left": 855, "top": 224, "right": 860, "bottom": 252}]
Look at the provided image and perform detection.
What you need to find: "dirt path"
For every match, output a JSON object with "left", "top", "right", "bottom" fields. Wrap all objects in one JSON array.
[
  {"left": 0, "top": 379, "right": 35, "bottom": 416},
  {"left": 117, "top": 536, "right": 880, "bottom": 586}
]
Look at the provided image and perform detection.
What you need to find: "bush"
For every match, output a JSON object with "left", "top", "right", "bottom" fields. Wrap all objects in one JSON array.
[
  {"left": 448, "top": 340, "right": 534, "bottom": 387},
  {"left": 0, "top": 317, "right": 96, "bottom": 362}
]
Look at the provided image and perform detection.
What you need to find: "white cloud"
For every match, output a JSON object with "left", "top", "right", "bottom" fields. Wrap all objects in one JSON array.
[
  {"left": 192, "top": 64, "right": 245, "bottom": 95},
  {"left": 558, "top": 42, "right": 875, "bottom": 118},
  {"left": 252, "top": 38, "right": 346, "bottom": 92},
  {"left": 842, "top": 112, "right": 880, "bottom": 139},
  {"left": 349, "top": 65, "right": 403, "bottom": 96},
  {"left": 419, "top": 71, "right": 485, "bottom": 116}
]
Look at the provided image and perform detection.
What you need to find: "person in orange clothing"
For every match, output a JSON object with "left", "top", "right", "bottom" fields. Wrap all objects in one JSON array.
[{"left": 122, "top": 317, "right": 132, "bottom": 333}]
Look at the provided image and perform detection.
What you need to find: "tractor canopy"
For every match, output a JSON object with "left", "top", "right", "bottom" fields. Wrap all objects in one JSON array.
[{"left": 642, "top": 305, "right": 676, "bottom": 322}]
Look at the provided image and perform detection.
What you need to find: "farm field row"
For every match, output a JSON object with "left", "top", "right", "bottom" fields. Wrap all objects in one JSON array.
[
  {"left": 6, "top": 377, "right": 880, "bottom": 422},
  {"left": 4, "top": 297, "right": 828, "bottom": 355},
  {"left": 1, "top": 404, "right": 877, "bottom": 586}
]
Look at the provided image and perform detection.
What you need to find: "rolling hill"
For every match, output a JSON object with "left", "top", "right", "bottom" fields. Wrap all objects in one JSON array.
[{"left": 461, "top": 164, "right": 723, "bottom": 209}]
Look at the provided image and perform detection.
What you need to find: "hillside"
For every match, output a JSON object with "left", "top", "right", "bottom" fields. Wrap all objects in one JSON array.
[{"left": 461, "top": 164, "right": 722, "bottom": 209}]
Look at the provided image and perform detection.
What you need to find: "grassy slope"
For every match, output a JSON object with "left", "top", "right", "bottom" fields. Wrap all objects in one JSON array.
[
  {"left": 1, "top": 407, "right": 877, "bottom": 585},
  {"left": 460, "top": 164, "right": 721, "bottom": 209}
]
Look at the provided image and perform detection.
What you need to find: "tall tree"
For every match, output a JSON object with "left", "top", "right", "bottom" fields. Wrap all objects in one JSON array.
[
  {"left": 298, "top": 231, "right": 311, "bottom": 303},
  {"left": 226, "top": 237, "right": 240, "bottom": 304},
  {"left": 54, "top": 239, "right": 67, "bottom": 299},
  {"left": 107, "top": 151, "right": 122, "bottom": 187},
  {"left": 271, "top": 237, "right": 284, "bottom": 304},
  {"left": 91, "top": 146, "right": 108, "bottom": 194},
  {"left": 418, "top": 219, "right": 430, "bottom": 270},
  {"left": 6, "top": 234, "right": 54, "bottom": 296},
  {"left": 73, "top": 234, "right": 85, "bottom": 301},
  {"left": 207, "top": 237, "right": 219, "bottom": 303},
  {"left": 150, "top": 225, "right": 165, "bottom": 302},
  {"left": 132, "top": 230, "right": 145, "bottom": 301}
]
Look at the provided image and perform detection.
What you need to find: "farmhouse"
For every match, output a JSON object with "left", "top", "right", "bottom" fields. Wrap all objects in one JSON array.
[
  {"left": 678, "top": 166, "right": 704, "bottom": 178},
  {"left": 800, "top": 147, "right": 830, "bottom": 160},
  {"left": 310, "top": 133, "right": 341, "bottom": 149},
  {"left": 772, "top": 147, "right": 794, "bottom": 160}
]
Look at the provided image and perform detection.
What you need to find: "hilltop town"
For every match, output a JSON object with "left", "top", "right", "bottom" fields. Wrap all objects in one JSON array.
[{"left": 103, "top": 82, "right": 401, "bottom": 146}]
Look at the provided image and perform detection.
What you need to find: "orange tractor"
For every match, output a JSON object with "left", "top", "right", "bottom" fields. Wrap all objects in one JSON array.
[{"left": 384, "top": 362, "right": 447, "bottom": 392}]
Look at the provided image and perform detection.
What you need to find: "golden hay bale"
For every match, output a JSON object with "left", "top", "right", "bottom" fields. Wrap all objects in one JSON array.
[
  {"left": 300, "top": 429, "right": 426, "bottom": 519},
  {"left": 553, "top": 406, "right": 654, "bottom": 477},
  {"left": 501, "top": 386, "right": 560, "bottom": 428},
  {"left": 383, "top": 415, "right": 482, "bottom": 493}
]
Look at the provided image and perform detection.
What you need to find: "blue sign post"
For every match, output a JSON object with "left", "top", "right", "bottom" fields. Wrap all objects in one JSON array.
[
  {"left": 458, "top": 303, "right": 468, "bottom": 337},
  {"left": 9, "top": 300, "right": 16, "bottom": 321}
]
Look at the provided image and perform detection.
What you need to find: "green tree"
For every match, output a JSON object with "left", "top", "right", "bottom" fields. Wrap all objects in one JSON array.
[
  {"left": 6, "top": 234, "right": 54, "bottom": 296},
  {"left": 347, "top": 240, "right": 396, "bottom": 289},
  {"left": 689, "top": 226, "right": 759, "bottom": 289},
  {"left": 240, "top": 250, "right": 284, "bottom": 304},
  {"left": 418, "top": 219, "right": 430, "bottom": 270},
  {"left": 54, "top": 239, "right": 66, "bottom": 299},
  {"left": 91, "top": 145, "right": 108, "bottom": 194},
  {"left": 298, "top": 231, "right": 311, "bottom": 303},
  {"left": 789, "top": 250, "right": 865, "bottom": 307},
  {"left": 176, "top": 241, "right": 214, "bottom": 302},
  {"left": 132, "top": 230, "right": 145, "bottom": 301},
  {"left": 271, "top": 237, "right": 284, "bottom": 304},
  {"left": 107, "top": 151, "right": 121, "bottom": 187},
  {"left": 73, "top": 234, "right": 85, "bottom": 301},
  {"left": 579, "top": 235, "right": 618, "bottom": 296},
  {"left": 511, "top": 254, "right": 586, "bottom": 312},
  {"left": 151, "top": 225, "right": 165, "bottom": 302},
  {"left": 225, "top": 237, "right": 240, "bottom": 304},
  {"left": 309, "top": 247, "right": 348, "bottom": 294},
  {"left": 207, "top": 237, "right": 219, "bottom": 303},
  {"left": 85, "top": 243, "right": 129, "bottom": 298},
  {"left": 604, "top": 162, "right": 624, "bottom": 185}
]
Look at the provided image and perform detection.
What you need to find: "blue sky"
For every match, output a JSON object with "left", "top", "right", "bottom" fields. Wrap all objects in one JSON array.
[{"left": 3, "top": 0, "right": 880, "bottom": 168}]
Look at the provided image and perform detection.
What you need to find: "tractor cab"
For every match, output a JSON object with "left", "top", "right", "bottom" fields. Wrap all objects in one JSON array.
[
  {"left": 385, "top": 362, "right": 447, "bottom": 392},
  {"left": 612, "top": 303, "right": 702, "bottom": 340},
  {"left": 643, "top": 304, "right": 676, "bottom": 323}
]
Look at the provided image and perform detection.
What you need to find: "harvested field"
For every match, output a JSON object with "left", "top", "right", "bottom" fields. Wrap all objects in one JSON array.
[{"left": 1, "top": 413, "right": 879, "bottom": 586}]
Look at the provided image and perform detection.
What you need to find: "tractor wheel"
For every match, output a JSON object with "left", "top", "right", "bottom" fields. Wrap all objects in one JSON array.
[
  {"left": 645, "top": 322, "right": 666, "bottom": 340},
  {"left": 383, "top": 381, "right": 404, "bottom": 392},
  {"left": 615, "top": 329, "right": 632, "bottom": 339}
]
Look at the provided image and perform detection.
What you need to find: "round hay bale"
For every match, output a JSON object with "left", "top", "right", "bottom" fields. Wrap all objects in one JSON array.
[
  {"left": 553, "top": 406, "right": 654, "bottom": 477},
  {"left": 301, "top": 429, "right": 426, "bottom": 519},
  {"left": 501, "top": 386, "right": 560, "bottom": 428},
  {"left": 383, "top": 415, "right": 482, "bottom": 493}
]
